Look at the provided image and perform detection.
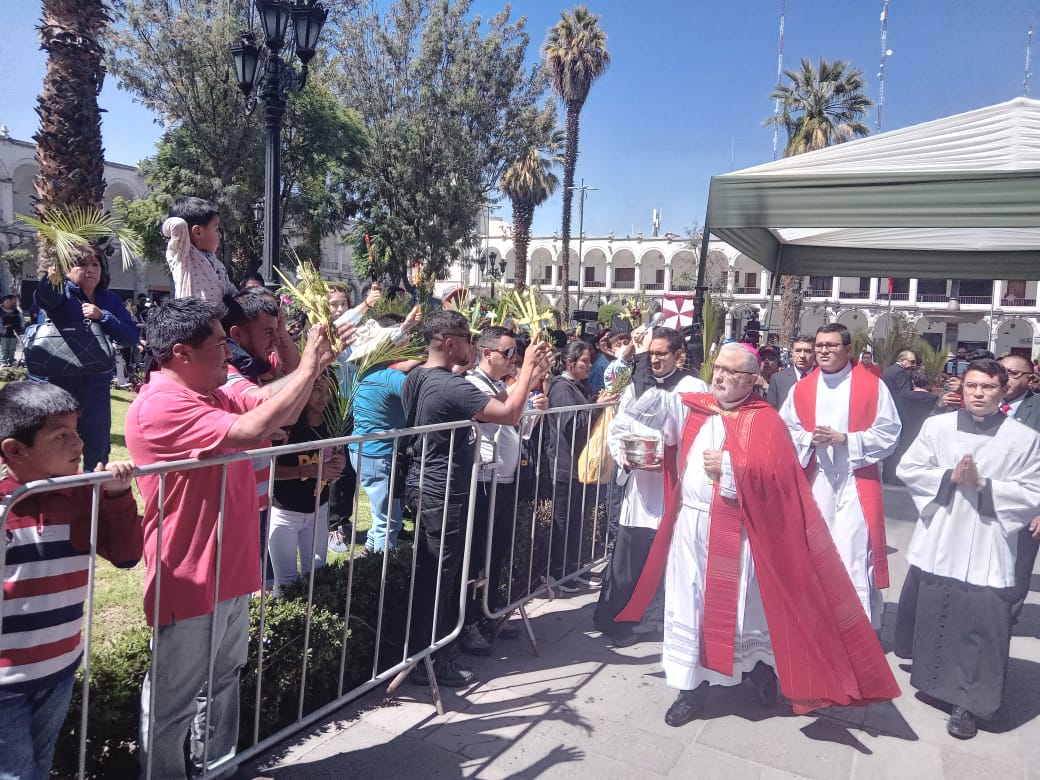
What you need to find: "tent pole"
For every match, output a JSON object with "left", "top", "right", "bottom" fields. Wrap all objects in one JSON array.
[
  {"left": 763, "top": 245, "right": 783, "bottom": 340},
  {"left": 693, "top": 224, "right": 711, "bottom": 335}
]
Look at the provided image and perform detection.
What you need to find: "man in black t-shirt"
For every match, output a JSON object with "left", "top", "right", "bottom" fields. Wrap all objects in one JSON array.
[{"left": 401, "top": 311, "right": 549, "bottom": 687}]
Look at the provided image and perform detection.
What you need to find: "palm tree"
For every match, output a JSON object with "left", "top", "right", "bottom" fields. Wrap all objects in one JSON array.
[
  {"left": 34, "top": 0, "right": 109, "bottom": 220},
  {"left": 543, "top": 5, "right": 610, "bottom": 320},
  {"left": 500, "top": 145, "right": 560, "bottom": 291},
  {"left": 763, "top": 57, "right": 872, "bottom": 343}
]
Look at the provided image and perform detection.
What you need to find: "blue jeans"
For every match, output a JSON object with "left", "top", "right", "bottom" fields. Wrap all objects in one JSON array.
[
  {"left": 350, "top": 450, "right": 403, "bottom": 552},
  {"left": 0, "top": 672, "right": 76, "bottom": 780}
]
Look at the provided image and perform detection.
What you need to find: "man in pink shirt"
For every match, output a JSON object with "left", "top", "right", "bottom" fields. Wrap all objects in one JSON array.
[{"left": 126, "top": 297, "right": 336, "bottom": 779}]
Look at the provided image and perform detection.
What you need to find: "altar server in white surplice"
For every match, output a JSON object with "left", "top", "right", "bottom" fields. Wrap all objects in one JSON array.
[
  {"left": 594, "top": 327, "right": 705, "bottom": 647},
  {"left": 779, "top": 323, "right": 901, "bottom": 624},
  {"left": 895, "top": 358, "right": 1040, "bottom": 741}
]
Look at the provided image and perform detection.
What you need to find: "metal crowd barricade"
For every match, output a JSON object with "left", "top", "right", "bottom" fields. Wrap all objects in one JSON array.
[
  {"left": 0, "top": 418, "right": 482, "bottom": 780},
  {"left": 471, "top": 399, "right": 621, "bottom": 655}
]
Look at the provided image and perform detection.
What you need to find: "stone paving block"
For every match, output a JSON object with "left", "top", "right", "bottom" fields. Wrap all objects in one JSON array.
[
  {"left": 669, "top": 742, "right": 766, "bottom": 780},
  {"left": 417, "top": 689, "right": 564, "bottom": 762},
  {"left": 478, "top": 717, "right": 679, "bottom": 780},
  {"left": 849, "top": 731, "right": 942, "bottom": 780},
  {"left": 695, "top": 712, "right": 857, "bottom": 780},
  {"left": 251, "top": 725, "right": 466, "bottom": 779},
  {"left": 940, "top": 746, "right": 1026, "bottom": 780},
  {"left": 479, "top": 743, "right": 647, "bottom": 780}
]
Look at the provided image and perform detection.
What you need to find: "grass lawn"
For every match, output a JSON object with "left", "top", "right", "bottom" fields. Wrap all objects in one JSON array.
[{"left": 90, "top": 389, "right": 375, "bottom": 642}]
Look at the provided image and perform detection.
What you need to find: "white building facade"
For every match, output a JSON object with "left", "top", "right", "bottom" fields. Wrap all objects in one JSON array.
[
  {"left": 0, "top": 131, "right": 175, "bottom": 302},
  {"left": 443, "top": 218, "right": 1040, "bottom": 359}
]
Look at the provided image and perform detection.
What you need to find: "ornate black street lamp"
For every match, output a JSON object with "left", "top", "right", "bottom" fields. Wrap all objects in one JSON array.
[
  {"left": 477, "top": 250, "right": 507, "bottom": 300},
  {"left": 229, "top": 0, "right": 328, "bottom": 283}
]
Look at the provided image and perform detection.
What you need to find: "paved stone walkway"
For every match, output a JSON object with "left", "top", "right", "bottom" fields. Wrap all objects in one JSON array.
[{"left": 241, "top": 486, "right": 1040, "bottom": 779}]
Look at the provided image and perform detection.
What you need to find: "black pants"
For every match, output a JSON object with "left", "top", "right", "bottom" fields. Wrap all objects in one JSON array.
[
  {"left": 466, "top": 481, "right": 515, "bottom": 625},
  {"left": 1011, "top": 526, "right": 1040, "bottom": 622},
  {"left": 550, "top": 479, "right": 589, "bottom": 580},
  {"left": 327, "top": 456, "right": 358, "bottom": 531},
  {"left": 406, "top": 488, "right": 469, "bottom": 656}
]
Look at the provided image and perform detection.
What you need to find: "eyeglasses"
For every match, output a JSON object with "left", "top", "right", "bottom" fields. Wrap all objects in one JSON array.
[
  {"left": 814, "top": 343, "right": 845, "bottom": 351},
  {"left": 962, "top": 382, "right": 1002, "bottom": 392},
  {"left": 1006, "top": 369, "right": 1033, "bottom": 379},
  {"left": 711, "top": 364, "right": 757, "bottom": 378},
  {"left": 487, "top": 346, "right": 517, "bottom": 359}
]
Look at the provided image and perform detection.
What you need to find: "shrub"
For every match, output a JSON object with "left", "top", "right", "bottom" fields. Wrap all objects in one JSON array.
[{"left": 52, "top": 550, "right": 414, "bottom": 778}]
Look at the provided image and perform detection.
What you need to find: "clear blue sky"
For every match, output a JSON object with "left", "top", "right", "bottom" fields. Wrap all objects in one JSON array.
[{"left": 2, "top": 0, "right": 1038, "bottom": 237}]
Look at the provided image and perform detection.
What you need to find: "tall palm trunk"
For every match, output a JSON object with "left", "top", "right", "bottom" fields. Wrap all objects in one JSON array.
[
  {"left": 558, "top": 102, "right": 580, "bottom": 320},
  {"left": 512, "top": 201, "right": 534, "bottom": 291},
  {"left": 779, "top": 275, "right": 802, "bottom": 344},
  {"left": 34, "top": 0, "right": 109, "bottom": 221}
]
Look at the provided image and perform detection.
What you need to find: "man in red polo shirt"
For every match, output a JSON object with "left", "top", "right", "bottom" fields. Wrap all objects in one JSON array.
[{"left": 126, "top": 297, "right": 336, "bottom": 779}]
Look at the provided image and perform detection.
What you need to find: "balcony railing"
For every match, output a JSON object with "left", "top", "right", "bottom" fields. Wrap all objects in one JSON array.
[
  {"left": 643, "top": 283, "right": 664, "bottom": 290},
  {"left": 958, "top": 295, "right": 993, "bottom": 305},
  {"left": 613, "top": 280, "right": 635, "bottom": 289},
  {"left": 670, "top": 283, "right": 693, "bottom": 291},
  {"left": 584, "top": 280, "right": 605, "bottom": 288},
  {"left": 734, "top": 286, "right": 760, "bottom": 295},
  {"left": 838, "top": 291, "right": 869, "bottom": 299},
  {"left": 804, "top": 289, "right": 831, "bottom": 298},
  {"left": 878, "top": 292, "right": 910, "bottom": 301},
  {"left": 1001, "top": 297, "right": 1037, "bottom": 307},
  {"left": 917, "top": 293, "right": 949, "bottom": 303}
]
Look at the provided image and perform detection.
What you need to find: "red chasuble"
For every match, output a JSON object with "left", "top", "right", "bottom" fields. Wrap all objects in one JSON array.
[
  {"left": 616, "top": 393, "right": 899, "bottom": 714},
  {"left": 792, "top": 363, "right": 889, "bottom": 589}
]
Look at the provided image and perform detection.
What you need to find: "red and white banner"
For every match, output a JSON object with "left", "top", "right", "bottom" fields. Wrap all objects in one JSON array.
[{"left": 661, "top": 293, "right": 696, "bottom": 329}]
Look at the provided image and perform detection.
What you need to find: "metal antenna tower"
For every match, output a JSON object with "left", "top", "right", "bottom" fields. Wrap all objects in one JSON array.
[
  {"left": 1025, "top": 23, "right": 1034, "bottom": 95},
  {"left": 772, "top": 0, "right": 786, "bottom": 160},
  {"left": 877, "top": 0, "right": 890, "bottom": 132}
]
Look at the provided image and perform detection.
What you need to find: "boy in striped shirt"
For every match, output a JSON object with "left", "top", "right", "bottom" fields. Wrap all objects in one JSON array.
[{"left": 0, "top": 382, "right": 141, "bottom": 779}]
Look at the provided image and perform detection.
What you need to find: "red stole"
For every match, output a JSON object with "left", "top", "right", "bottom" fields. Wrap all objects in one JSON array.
[
  {"left": 792, "top": 364, "right": 889, "bottom": 589},
  {"left": 616, "top": 392, "right": 900, "bottom": 713}
]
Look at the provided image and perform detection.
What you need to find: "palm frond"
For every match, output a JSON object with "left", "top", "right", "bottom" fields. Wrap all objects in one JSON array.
[{"left": 17, "top": 205, "right": 143, "bottom": 284}]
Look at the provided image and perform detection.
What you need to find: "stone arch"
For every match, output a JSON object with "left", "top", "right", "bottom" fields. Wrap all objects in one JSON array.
[
  {"left": 104, "top": 178, "right": 142, "bottom": 211},
  {"left": 639, "top": 248, "right": 666, "bottom": 289},
  {"left": 799, "top": 309, "right": 828, "bottom": 334},
  {"left": 836, "top": 308, "right": 870, "bottom": 337},
  {"left": 583, "top": 247, "right": 607, "bottom": 288},
  {"left": 994, "top": 318, "right": 1036, "bottom": 357},
  {"left": 611, "top": 248, "right": 636, "bottom": 292},
  {"left": 529, "top": 247, "right": 554, "bottom": 286}
]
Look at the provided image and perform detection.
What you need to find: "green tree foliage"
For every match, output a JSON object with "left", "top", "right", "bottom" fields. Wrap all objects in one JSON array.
[
  {"left": 761, "top": 57, "right": 872, "bottom": 345},
  {"left": 542, "top": 4, "right": 610, "bottom": 321},
  {"left": 329, "top": 0, "right": 555, "bottom": 291},
  {"left": 107, "top": 0, "right": 366, "bottom": 278}
]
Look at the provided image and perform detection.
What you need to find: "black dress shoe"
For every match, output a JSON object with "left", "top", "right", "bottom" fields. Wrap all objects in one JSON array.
[
  {"left": 609, "top": 631, "right": 639, "bottom": 648},
  {"left": 749, "top": 662, "right": 778, "bottom": 708},
  {"left": 664, "top": 686, "right": 708, "bottom": 727},
  {"left": 947, "top": 706, "right": 978, "bottom": 739}
]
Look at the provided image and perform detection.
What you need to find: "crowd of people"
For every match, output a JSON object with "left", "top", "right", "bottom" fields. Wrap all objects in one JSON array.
[{"left": 2, "top": 194, "right": 1040, "bottom": 776}]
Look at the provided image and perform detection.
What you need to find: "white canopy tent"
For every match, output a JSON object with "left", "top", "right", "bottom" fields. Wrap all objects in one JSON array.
[{"left": 697, "top": 97, "right": 1040, "bottom": 283}]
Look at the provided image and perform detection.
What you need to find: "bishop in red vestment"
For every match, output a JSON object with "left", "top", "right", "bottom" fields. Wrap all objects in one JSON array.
[{"left": 617, "top": 343, "right": 899, "bottom": 726}]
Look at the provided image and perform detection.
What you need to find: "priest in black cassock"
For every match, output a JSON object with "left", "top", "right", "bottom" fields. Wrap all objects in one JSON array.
[{"left": 895, "top": 358, "right": 1040, "bottom": 740}]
